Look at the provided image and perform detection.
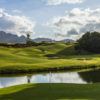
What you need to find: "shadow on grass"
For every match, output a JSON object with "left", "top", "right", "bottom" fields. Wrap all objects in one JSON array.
[
  {"left": 45, "top": 46, "right": 76, "bottom": 57},
  {"left": 45, "top": 45, "right": 92, "bottom": 60},
  {"left": 0, "top": 83, "right": 100, "bottom": 100}
]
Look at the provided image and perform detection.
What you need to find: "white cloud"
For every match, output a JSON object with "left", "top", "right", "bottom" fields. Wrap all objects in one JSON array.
[
  {"left": 44, "top": 0, "right": 84, "bottom": 5},
  {"left": 0, "top": 8, "right": 4, "bottom": 13},
  {"left": 37, "top": 35, "right": 45, "bottom": 38},
  {"left": 12, "top": 10, "right": 22, "bottom": 13},
  {"left": 45, "top": 8, "right": 100, "bottom": 40},
  {"left": 0, "top": 10, "right": 35, "bottom": 36}
]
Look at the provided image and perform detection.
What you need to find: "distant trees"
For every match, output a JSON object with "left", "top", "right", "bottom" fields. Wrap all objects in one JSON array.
[
  {"left": 75, "top": 31, "right": 100, "bottom": 53},
  {"left": 26, "top": 34, "right": 30, "bottom": 42},
  {"left": 26, "top": 33, "right": 34, "bottom": 46}
]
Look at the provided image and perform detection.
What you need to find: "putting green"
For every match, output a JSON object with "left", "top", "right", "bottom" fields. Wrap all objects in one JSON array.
[{"left": 0, "top": 83, "right": 99, "bottom": 100}]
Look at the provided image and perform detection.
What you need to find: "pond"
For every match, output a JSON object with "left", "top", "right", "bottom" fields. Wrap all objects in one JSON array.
[{"left": 0, "top": 68, "right": 100, "bottom": 88}]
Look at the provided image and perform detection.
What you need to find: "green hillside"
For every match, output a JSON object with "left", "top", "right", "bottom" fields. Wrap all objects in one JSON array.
[{"left": 0, "top": 43, "right": 100, "bottom": 74}]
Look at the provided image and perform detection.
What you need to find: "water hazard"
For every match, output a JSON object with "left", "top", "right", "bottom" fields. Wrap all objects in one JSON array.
[{"left": 0, "top": 68, "right": 100, "bottom": 88}]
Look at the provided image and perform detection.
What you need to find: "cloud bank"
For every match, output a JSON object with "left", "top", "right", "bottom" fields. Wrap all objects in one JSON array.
[
  {"left": 45, "top": 0, "right": 84, "bottom": 5},
  {"left": 0, "top": 9, "right": 35, "bottom": 36},
  {"left": 46, "top": 8, "right": 100, "bottom": 40}
]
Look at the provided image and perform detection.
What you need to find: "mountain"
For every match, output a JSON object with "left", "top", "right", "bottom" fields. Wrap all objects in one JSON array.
[
  {"left": 0, "top": 31, "right": 75, "bottom": 43},
  {"left": 33, "top": 38, "right": 56, "bottom": 42},
  {"left": 33, "top": 38, "right": 75, "bottom": 42},
  {"left": 0, "top": 31, "right": 26, "bottom": 43},
  {"left": 58, "top": 39, "right": 75, "bottom": 42}
]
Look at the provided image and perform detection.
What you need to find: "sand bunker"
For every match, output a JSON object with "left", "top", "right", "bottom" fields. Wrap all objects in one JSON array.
[
  {"left": 12, "top": 51, "right": 20, "bottom": 54},
  {"left": 49, "top": 56, "right": 59, "bottom": 59},
  {"left": 77, "top": 59, "right": 91, "bottom": 61}
]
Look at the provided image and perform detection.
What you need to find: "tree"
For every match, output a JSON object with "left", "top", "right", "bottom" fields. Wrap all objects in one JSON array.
[
  {"left": 26, "top": 33, "right": 37, "bottom": 46},
  {"left": 26, "top": 33, "right": 31, "bottom": 43},
  {"left": 75, "top": 31, "right": 100, "bottom": 53},
  {"left": 26, "top": 33, "right": 33, "bottom": 46}
]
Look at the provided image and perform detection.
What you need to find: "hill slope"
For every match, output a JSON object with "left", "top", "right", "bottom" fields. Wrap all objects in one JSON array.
[{"left": 0, "top": 43, "right": 99, "bottom": 74}]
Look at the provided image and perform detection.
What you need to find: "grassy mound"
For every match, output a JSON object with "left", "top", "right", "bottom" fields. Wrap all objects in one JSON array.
[
  {"left": 0, "top": 43, "right": 100, "bottom": 74},
  {"left": 0, "top": 83, "right": 100, "bottom": 100}
]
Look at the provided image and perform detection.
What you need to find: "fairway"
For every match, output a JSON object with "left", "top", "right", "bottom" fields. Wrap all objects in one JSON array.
[
  {"left": 0, "top": 83, "right": 100, "bottom": 100},
  {"left": 0, "top": 43, "right": 100, "bottom": 73}
]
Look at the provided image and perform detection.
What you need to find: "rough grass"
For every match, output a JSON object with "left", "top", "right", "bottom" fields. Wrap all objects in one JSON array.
[
  {"left": 0, "top": 83, "right": 100, "bottom": 100},
  {"left": 0, "top": 43, "right": 100, "bottom": 74}
]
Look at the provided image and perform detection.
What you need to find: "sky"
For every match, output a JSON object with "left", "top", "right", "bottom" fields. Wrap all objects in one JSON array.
[{"left": 0, "top": 0, "right": 100, "bottom": 40}]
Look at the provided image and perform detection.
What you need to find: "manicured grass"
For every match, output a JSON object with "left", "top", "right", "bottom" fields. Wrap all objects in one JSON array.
[
  {"left": 0, "top": 43, "right": 100, "bottom": 73},
  {"left": 0, "top": 83, "right": 100, "bottom": 100}
]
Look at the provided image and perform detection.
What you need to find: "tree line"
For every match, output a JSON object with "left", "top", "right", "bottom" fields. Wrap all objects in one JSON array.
[{"left": 75, "top": 31, "right": 100, "bottom": 53}]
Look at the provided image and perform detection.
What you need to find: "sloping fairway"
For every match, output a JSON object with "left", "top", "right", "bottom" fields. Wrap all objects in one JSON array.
[
  {"left": 0, "top": 83, "right": 100, "bottom": 100},
  {"left": 0, "top": 43, "right": 100, "bottom": 73}
]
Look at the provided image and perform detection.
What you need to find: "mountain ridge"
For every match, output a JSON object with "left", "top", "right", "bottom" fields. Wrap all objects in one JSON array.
[{"left": 0, "top": 31, "right": 75, "bottom": 43}]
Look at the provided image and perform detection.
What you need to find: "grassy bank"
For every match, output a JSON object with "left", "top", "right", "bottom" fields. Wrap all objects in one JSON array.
[
  {"left": 0, "top": 83, "right": 100, "bottom": 100},
  {"left": 0, "top": 43, "right": 100, "bottom": 74}
]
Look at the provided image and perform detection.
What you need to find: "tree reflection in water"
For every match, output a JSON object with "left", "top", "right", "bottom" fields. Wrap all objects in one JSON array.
[
  {"left": 27, "top": 76, "right": 32, "bottom": 83},
  {"left": 78, "top": 69, "right": 100, "bottom": 83}
]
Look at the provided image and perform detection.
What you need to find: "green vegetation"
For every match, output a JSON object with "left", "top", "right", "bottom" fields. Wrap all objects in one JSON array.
[
  {"left": 0, "top": 42, "right": 100, "bottom": 74},
  {"left": 75, "top": 31, "right": 100, "bottom": 53},
  {"left": 26, "top": 33, "right": 36, "bottom": 46},
  {"left": 0, "top": 83, "right": 100, "bottom": 100}
]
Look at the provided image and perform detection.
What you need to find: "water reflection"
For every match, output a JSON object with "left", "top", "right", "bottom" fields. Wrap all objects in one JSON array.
[
  {"left": 1, "top": 69, "right": 100, "bottom": 88},
  {"left": 0, "top": 76, "right": 27, "bottom": 88},
  {"left": 27, "top": 76, "right": 32, "bottom": 83},
  {"left": 79, "top": 69, "right": 100, "bottom": 83},
  {"left": 0, "top": 71, "right": 89, "bottom": 88}
]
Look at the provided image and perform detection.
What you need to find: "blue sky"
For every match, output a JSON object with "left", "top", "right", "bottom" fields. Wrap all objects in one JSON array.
[{"left": 0, "top": 0, "right": 100, "bottom": 40}]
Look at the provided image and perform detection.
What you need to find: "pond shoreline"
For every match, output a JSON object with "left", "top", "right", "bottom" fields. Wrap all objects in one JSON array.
[{"left": 0, "top": 64, "right": 98, "bottom": 74}]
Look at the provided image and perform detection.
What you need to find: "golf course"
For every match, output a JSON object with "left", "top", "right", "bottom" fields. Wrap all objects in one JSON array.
[
  {"left": 0, "top": 43, "right": 100, "bottom": 74},
  {"left": 0, "top": 42, "right": 100, "bottom": 100},
  {"left": 0, "top": 0, "right": 100, "bottom": 99}
]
